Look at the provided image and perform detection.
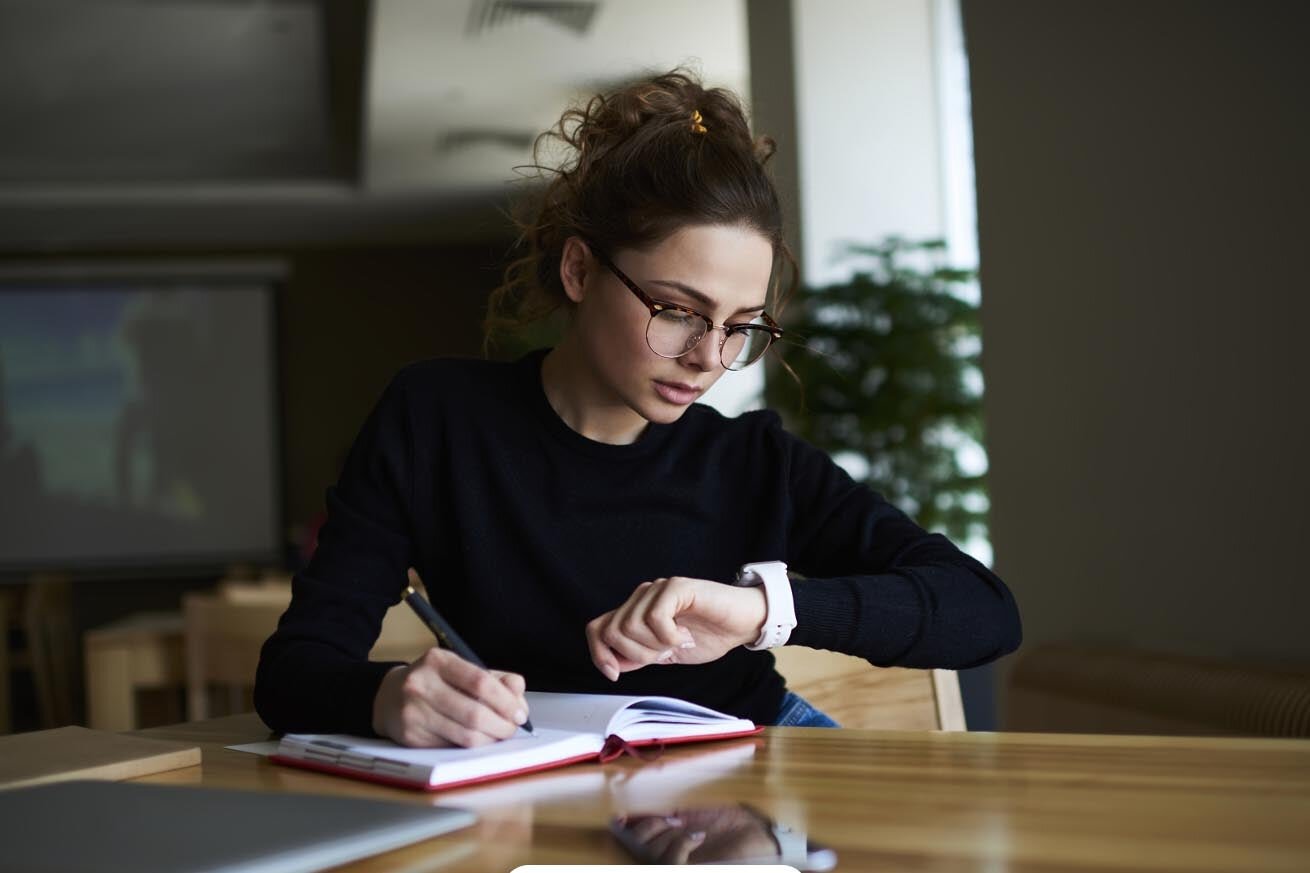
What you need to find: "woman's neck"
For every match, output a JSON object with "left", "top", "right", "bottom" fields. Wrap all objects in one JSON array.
[{"left": 540, "top": 340, "right": 649, "bottom": 445}]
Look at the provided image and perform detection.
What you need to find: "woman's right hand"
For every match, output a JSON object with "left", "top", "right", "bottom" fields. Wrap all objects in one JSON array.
[{"left": 371, "top": 647, "right": 529, "bottom": 748}]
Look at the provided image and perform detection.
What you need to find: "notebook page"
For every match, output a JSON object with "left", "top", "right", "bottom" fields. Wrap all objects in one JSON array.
[
  {"left": 611, "top": 717, "right": 756, "bottom": 742},
  {"left": 524, "top": 692, "right": 753, "bottom": 739},
  {"left": 523, "top": 692, "right": 653, "bottom": 734},
  {"left": 606, "top": 695, "right": 752, "bottom": 733}
]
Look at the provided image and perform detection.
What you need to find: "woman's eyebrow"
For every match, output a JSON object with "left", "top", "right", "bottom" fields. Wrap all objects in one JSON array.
[{"left": 648, "top": 279, "right": 767, "bottom": 316}]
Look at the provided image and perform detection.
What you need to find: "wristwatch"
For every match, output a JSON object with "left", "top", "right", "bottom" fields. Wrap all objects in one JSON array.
[
  {"left": 770, "top": 821, "right": 810, "bottom": 866},
  {"left": 733, "top": 560, "right": 796, "bottom": 650}
]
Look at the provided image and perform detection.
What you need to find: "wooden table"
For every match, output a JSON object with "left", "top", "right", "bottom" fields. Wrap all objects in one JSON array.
[{"left": 134, "top": 713, "right": 1310, "bottom": 872}]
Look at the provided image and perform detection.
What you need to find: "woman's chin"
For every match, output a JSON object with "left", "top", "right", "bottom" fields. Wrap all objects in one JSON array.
[{"left": 636, "top": 397, "right": 696, "bottom": 426}]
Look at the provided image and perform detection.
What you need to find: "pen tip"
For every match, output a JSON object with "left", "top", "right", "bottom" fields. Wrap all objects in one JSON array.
[{"left": 404, "top": 585, "right": 416, "bottom": 597}]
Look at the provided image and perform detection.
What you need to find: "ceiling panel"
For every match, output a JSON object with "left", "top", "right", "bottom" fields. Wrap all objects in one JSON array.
[
  {"left": 365, "top": 0, "right": 750, "bottom": 191},
  {"left": 0, "top": 0, "right": 347, "bottom": 184}
]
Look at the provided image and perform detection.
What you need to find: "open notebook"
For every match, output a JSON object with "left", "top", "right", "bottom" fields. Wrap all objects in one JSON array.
[{"left": 271, "top": 691, "right": 760, "bottom": 791}]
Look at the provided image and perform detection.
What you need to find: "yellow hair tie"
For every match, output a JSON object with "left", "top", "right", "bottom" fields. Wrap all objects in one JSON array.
[{"left": 689, "top": 109, "right": 707, "bottom": 135}]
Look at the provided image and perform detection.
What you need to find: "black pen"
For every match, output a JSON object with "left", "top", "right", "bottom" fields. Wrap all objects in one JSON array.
[{"left": 402, "top": 568, "right": 535, "bottom": 736}]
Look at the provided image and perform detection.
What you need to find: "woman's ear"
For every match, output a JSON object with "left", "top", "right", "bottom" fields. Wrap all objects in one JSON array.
[{"left": 559, "top": 236, "right": 592, "bottom": 304}]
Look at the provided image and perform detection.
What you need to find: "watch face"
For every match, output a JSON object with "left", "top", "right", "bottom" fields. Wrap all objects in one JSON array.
[
  {"left": 737, "top": 561, "right": 786, "bottom": 586},
  {"left": 734, "top": 569, "right": 761, "bottom": 587}
]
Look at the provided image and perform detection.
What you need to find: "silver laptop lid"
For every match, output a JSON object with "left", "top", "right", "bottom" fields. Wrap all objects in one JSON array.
[{"left": 0, "top": 780, "right": 476, "bottom": 873}]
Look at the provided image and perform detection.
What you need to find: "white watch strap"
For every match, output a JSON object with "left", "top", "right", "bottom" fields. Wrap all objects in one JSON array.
[
  {"left": 736, "top": 560, "right": 796, "bottom": 650},
  {"left": 771, "top": 822, "right": 810, "bottom": 866}
]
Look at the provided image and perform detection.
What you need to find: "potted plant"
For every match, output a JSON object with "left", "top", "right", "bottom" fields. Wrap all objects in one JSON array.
[{"left": 765, "top": 237, "right": 988, "bottom": 548}]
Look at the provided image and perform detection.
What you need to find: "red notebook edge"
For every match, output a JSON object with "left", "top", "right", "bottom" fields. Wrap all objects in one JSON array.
[
  {"left": 268, "top": 724, "right": 764, "bottom": 792},
  {"left": 269, "top": 748, "right": 602, "bottom": 791}
]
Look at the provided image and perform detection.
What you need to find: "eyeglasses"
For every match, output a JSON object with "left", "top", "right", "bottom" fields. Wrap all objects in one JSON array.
[{"left": 593, "top": 249, "right": 783, "bottom": 371}]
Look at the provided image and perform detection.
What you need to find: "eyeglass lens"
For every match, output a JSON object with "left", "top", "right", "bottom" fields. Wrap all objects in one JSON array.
[{"left": 646, "top": 309, "right": 772, "bottom": 370}]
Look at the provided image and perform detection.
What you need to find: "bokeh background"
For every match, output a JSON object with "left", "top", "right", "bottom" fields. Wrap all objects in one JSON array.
[{"left": 1, "top": 0, "right": 1306, "bottom": 736}]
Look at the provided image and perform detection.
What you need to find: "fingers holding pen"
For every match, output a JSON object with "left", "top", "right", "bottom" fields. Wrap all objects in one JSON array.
[
  {"left": 375, "top": 648, "right": 529, "bottom": 748},
  {"left": 396, "top": 566, "right": 532, "bottom": 745},
  {"left": 428, "top": 648, "right": 530, "bottom": 730}
]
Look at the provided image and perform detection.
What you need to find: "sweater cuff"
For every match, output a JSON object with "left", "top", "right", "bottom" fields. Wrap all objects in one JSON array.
[
  {"left": 787, "top": 577, "right": 860, "bottom": 651},
  {"left": 321, "top": 658, "right": 406, "bottom": 737},
  {"left": 787, "top": 574, "right": 924, "bottom": 664},
  {"left": 256, "top": 655, "right": 408, "bottom": 737}
]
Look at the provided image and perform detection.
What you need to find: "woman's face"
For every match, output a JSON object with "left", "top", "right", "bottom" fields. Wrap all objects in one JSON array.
[{"left": 565, "top": 223, "right": 775, "bottom": 427}]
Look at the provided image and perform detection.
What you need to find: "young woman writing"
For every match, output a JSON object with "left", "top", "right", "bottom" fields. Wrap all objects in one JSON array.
[{"left": 254, "top": 69, "right": 1021, "bottom": 747}]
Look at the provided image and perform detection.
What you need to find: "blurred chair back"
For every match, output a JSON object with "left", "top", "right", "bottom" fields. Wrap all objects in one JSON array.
[
  {"left": 772, "top": 647, "right": 965, "bottom": 730},
  {"left": 0, "top": 574, "right": 76, "bottom": 733}
]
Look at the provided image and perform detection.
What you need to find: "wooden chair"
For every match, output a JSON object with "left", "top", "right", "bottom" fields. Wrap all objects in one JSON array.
[
  {"left": 0, "top": 588, "right": 14, "bottom": 733},
  {"left": 772, "top": 647, "right": 965, "bottom": 730},
  {"left": 182, "top": 584, "right": 433, "bottom": 721},
  {"left": 1, "top": 575, "right": 76, "bottom": 732},
  {"left": 84, "top": 611, "right": 187, "bottom": 731}
]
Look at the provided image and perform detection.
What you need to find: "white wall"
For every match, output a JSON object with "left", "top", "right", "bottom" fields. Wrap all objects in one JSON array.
[{"left": 793, "top": 0, "right": 944, "bottom": 286}]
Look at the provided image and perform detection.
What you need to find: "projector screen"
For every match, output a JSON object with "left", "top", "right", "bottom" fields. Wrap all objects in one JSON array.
[{"left": 0, "top": 276, "right": 280, "bottom": 574}]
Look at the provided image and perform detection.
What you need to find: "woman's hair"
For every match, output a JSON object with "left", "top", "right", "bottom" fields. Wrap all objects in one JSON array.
[{"left": 485, "top": 67, "right": 798, "bottom": 342}]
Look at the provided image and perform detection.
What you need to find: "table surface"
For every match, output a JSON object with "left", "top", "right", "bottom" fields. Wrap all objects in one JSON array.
[{"left": 134, "top": 713, "right": 1310, "bottom": 872}]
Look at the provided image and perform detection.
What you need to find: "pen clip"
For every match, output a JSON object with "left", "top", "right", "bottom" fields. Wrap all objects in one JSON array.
[{"left": 405, "top": 585, "right": 453, "bottom": 650}]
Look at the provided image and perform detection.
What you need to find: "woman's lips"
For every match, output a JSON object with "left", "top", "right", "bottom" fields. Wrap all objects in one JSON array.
[{"left": 653, "top": 380, "right": 703, "bottom": 405}]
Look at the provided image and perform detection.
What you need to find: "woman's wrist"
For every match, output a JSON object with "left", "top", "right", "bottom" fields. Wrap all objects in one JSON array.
[{"left": 739, "top": 585, "right": 769, "bottom": 648}]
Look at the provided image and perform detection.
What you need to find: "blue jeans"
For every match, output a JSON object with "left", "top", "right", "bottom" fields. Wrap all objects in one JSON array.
[{"left": 775, "top": 691, "right": 840, "bottom": 727}]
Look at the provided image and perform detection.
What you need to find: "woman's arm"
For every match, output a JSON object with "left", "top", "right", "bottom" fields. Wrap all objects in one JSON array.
[
  {"left": 583, "top": 416, "right": 1020, "bottom": 678},
  {"left": 253, "top": 370, "right": 527, "bottom": 744},
  {"left": 254, "top": 373, "right": 417, "bottom": 735},
  {"left": 779, "top": 426, "right": 1022, "bottom": 668}
]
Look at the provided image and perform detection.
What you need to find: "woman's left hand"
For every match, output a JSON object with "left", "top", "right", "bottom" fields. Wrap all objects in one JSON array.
[{"left": 585, "top": 577, "right": 767, "bottom": 681}]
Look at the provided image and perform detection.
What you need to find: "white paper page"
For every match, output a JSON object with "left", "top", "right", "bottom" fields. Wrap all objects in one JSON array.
[
  {"left": 524, "top": 692, "right": 656, "bottom": 734},
  {"left": 226, "top": 740, "right": 281, "bottom": 756},
  {"left": 525, "top": 691, "right": 753, "bottom": 738}
]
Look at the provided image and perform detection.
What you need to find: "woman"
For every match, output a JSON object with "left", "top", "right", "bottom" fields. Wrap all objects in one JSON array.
[{"left": 254, "top": 69, "right": 1021, "bottom": 748}]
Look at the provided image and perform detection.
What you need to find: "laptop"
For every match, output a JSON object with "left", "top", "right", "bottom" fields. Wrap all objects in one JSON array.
[{"left": 0, "top": 780, "right": 477, "bottom": 873}]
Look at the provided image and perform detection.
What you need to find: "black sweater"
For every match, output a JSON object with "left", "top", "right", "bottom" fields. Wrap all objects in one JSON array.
[{"left": 254, "top": 350, "right": 1021, "bottom": 733}]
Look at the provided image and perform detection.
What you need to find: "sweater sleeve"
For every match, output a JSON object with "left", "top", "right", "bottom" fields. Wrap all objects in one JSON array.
[
  {"left": 775, "top": 420, "right": 1022, "bottom": 669},
  {"left": 254, "top": 371, "right": 419, "bottom": 735}
]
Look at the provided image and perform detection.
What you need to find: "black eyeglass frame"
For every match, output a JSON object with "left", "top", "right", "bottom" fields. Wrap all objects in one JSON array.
[{"left": 591, "top": 248, "right": 784, "bottom": 370}]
